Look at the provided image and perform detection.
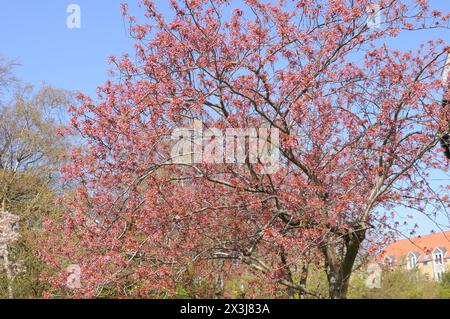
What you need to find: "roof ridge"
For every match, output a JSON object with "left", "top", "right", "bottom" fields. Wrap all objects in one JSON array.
[{"left": 395, "top": 230, "right": 450, "bottom": 243}]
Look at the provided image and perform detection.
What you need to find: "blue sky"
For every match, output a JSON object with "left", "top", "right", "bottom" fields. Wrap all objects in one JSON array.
[
  {"left": 1, "top": 0, "right": 449, "bottom": 95},
  {"left": 0, "top": 0, "right": 450, "bottom": 95},
  {"left": 0, "top": 0, "right": 448, "bottom": 236},
  {"left": 0, "top": 1, "right": 145, "bottom": 96}
]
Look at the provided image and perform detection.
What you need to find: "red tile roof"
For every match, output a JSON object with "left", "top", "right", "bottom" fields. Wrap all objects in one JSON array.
[{"left": 380, "top": 231, "right": 450, "bottom": 263}]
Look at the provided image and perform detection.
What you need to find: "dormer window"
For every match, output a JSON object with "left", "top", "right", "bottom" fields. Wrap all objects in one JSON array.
[
  {"left": 432, "top": 247, "right": 446, "bottom": 281},
  {"left": 433, "top": 248, "right": 444, "bottom": 265},
  {"left": 384, "top": 256, "right": 394, "bottom": 266},
  {"left": 407, "top": 252, "right": 418, "bottom": 270},
  {"left": 423, "top": 253, "right": 430, "bottom": 266}
]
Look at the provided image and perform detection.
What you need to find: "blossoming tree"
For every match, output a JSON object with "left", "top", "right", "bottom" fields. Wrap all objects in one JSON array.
[
  {"left": 0, "top": 208, "right": 19, "bottom": 299},
  {"left": 44, "top": 0, "right": 450, "bottom": 299}
]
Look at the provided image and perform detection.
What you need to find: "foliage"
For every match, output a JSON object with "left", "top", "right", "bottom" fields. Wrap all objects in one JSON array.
[
  {"left": 348, "top": 269, "right": 450, "bottom": 299},
  {"left": 40, "top": 0, "right": 450, "bottom": 299},
  {"left": 437, "top": 272, "right": 450, "bottom": 298},
  {"left": 0, "top": 84, "right": 73, "bottom": 298}
]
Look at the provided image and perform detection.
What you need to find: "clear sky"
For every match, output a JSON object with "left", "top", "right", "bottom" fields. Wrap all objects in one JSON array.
[
  {"left": 0, "top": 0, "right": 448, "bottom": 236},
  {"left": 1, "top": 1, "right": 449, "bottom": 95},
  {"left": 0, "top": 1, "right": 149, "bottom": 97}
]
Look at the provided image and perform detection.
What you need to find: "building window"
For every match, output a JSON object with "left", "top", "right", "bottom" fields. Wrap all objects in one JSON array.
[
  {"left": 384, "top": 256, "right": 394, "bottom": 266},
  {"left": 432, "top": 248, "right": 446, "bottom": 281},
  {"left": 407, "top": 252, "right": 418, "bottom": 270},
  {"left": 434, "top": 250, "right": 443, "bottom": 265}
]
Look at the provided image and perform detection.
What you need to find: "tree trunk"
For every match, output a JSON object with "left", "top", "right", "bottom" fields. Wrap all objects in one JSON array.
[
  {"left": 280, "top": 248, "right": 295, "bottom": 299},
  {"left": 323, "top": 225, "right": 367, "bottom": 299},
  {"left": 327, "top": 273, "right": 350, "bottom": 299},
  {"left": 298, "top": 262, "right": 309, "bottom": 299},
  {"left": 3, "top": 247, "right": 14, "bottom": 299}
]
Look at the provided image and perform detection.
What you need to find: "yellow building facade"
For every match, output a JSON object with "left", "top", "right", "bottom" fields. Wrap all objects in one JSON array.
[{"left": 381, "top": 231, "right": 450, "bottom": 281}]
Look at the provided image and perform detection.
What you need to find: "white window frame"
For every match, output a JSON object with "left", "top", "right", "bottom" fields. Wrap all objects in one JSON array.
[
  {"left": 407, "top": 252, "right": 418, "bottom": 270},
  {"left": 384, "top": 256, "right": 393, "bottom": 266},
  {"left": 432, "top": 247, "right": 446, "bottom": 281},
  {"left": 433, "top": 248, "right": 444, "bottom": 265}
]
